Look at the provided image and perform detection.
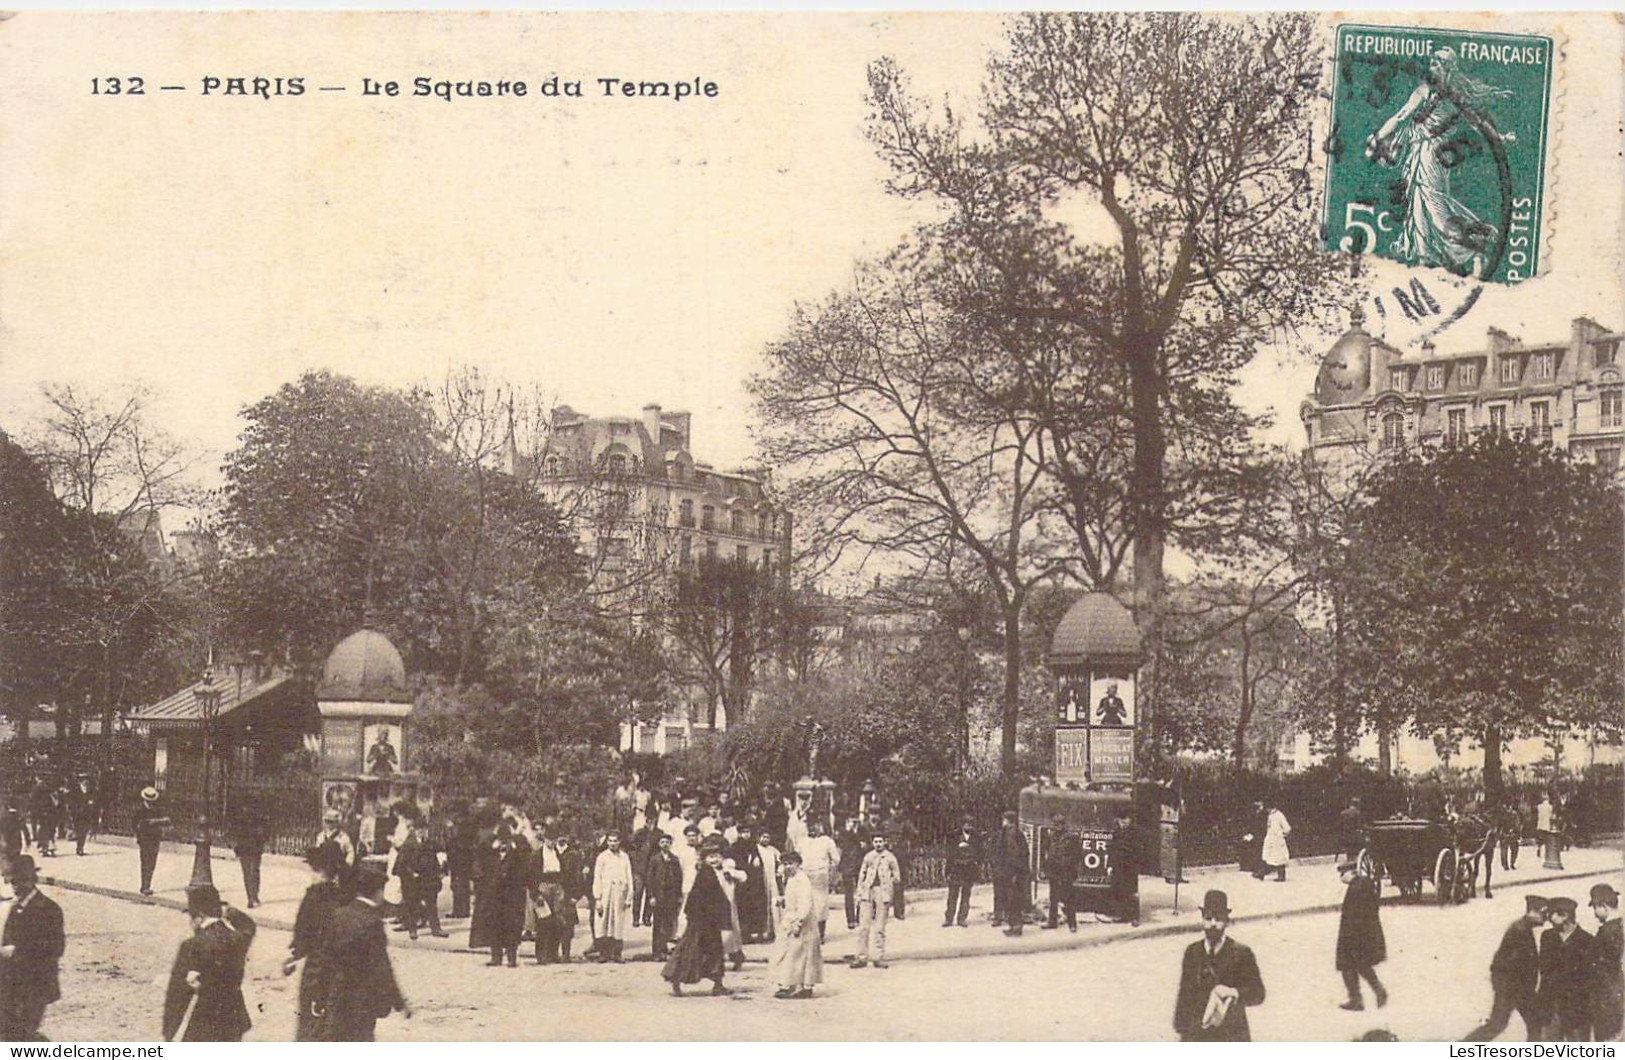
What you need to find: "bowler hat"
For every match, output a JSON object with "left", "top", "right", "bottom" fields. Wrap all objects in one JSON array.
[
  {"left": 1200, "top": 889, "right": 1231, "bottom": 919},
  {"left": 186, "top": 884, "right": 222, "bottom": 918},
  {"left": 1591, "top": 884, "right": 1620, "bottom": 908},
  {"left": 6, "top": 854, "right": 38, "bottom": 880}
]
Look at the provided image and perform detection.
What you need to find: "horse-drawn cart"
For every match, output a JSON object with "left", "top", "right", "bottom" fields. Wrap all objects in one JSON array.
[{"left": 1356, "top": 816, "right": 1495, "bottom": 904}]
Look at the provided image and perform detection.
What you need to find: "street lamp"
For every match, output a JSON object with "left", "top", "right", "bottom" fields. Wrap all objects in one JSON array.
[{"left": 190, "top": 667, "right": 222, "bottom": 887}]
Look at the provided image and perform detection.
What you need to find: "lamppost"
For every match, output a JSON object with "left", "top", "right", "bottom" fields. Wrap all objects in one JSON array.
[{"left": 190, "top": 667, "right": 222, "bottom": 887}]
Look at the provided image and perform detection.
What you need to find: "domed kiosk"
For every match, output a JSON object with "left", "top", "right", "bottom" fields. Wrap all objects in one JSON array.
[
  {"left": 1018, "top": 592, "right": 1177, "bottom": 925},
  {"left": 316, "top": 629, "right": 429, "bottom": 859}
]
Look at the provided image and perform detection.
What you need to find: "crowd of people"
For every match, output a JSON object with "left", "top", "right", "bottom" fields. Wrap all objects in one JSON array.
[{"left": 0, "top": 772, "right": 107, "bottom": 863}]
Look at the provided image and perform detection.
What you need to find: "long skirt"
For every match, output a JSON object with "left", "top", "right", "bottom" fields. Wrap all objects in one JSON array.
[
  {"left": 770, "top": 925, "right": 823, "bottom": 989},
  {"left": 662, "top": 924, "right": 725, "bottom": 985}
]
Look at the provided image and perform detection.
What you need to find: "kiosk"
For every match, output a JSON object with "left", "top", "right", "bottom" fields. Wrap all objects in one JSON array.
[{"left": 1022, "top": 592, "right": 1177, "bottom": 923}]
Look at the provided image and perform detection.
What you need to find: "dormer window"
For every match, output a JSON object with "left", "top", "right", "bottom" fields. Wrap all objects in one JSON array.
[
  {"left": 1426, "top": 365, "right": 1445, "bottom": 391},
  {"left": 1390, "top": 369, "right": 1408, "bottom": 392},
  {"left": 1460, "top": 363, "right": 1479, "bottom": 388},
  {"left": 606, "top": 453, "right": 629, "bottom": 476},
  {"left": 1597, "top": 341, "right": 1619, "bottom": 368},
  {"left": 1532, "top": 352, "right": 1555, "bottom": 382},
  {"left": 1501, "top": 357, "right": 1520, "bottom": 385}
]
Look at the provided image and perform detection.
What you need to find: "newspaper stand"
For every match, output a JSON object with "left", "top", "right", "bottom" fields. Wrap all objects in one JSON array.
[{"left": 1021, "top": 592, "right": 1171, "bottom": 923}]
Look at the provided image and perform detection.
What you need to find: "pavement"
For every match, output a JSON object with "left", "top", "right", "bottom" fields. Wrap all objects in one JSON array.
[{"left": 28, "top": 834, "right": 1624, "bottom": 966}]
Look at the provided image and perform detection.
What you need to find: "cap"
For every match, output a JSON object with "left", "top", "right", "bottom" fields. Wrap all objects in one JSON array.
[
  {"left": 1525, "top": 895, "right": 1549, "bottom": 913},
  {"left": 1548, "top": 897, "right": 1579, "bottom": 916},
  {"left": 5, "top": 854, "right": 38, "bottom": 880},
  {"left": 1201, "top": 890, "right": 1231, "bottom": 919},
  {"left": 141, "top": 787, "right": 159, "bottom": 802},
  {"left": 353, "top": 864, "right": 388, "bottom": 896},
  {"left": 186, "top": 884, "right": 223, "bottom": 918},
  {"left": 1590, "top": 883, "right": 1619, "bottom": 907}
]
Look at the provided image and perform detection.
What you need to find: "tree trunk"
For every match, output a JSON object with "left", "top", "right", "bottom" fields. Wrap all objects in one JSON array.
[
  {"left": 1000, "top": 605, "right": 1022, "bottom": 777},
  {"left": 1378, "top": 722, "right": 1393, "bottom": 775},
  {"left": 1127, "top": 337, "right": 1167, "bottom": 777},
  {"left": 1330, "top": 593, "right": 1349, "bottom": 763},
  {"left": 1483, "top": 720, "right": 1504, "bottom": 805},
  {"left": 1232, "top": 636, "right": 1253, "bottom": 770}
]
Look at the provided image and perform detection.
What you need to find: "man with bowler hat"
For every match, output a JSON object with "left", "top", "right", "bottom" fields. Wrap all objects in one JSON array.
[
  {"left": 1589, "top": 883, "right": 1622, "bottom": 1040},
  {"left": 1537, "top": 896, "right": 1597, "bottom": 1040},
  {"left": 310, "top": 864, "right": 411, "bottom": 1041},
  {"left": 161, "top": 885, "right": 258, "bottom": 1041},
  {"left": 1173, "top": 890, "right": 1266, "bottom": 1041},
  {"left": 134, "top": 787, "right": 169, "bottom": 897},
  {"left": 0, "top": 855, "right": 64, "bottom": 1041},
  {"left": 1464, "top": 894, "right": 1548, "bottom": 1040}
]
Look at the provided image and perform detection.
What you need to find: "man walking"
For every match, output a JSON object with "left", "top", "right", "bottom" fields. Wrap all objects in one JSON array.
[
  {"left": 645, "top": 833, "right": 684, "bottom": 959},
  {"left": 944, "top": 817, "right": 980, "bottom": 928},
  {"left": 1499, "top": 799, "right": 1525, "bottom": 872},
  {"left": 310, "top": 866, "right": 411, "bottom": 1041},
  {"left": 230, "top": 798, "right": 269, "bottom": 909},
  {"left": 1044, "top": 816, "right": 1080, "bottom": 933},
  {"left": 1334, "top": 859, "right": 1387, "bottom": 1010},
  {"left": 1464, "top": 895, "right": 1548, "bottom": 1041},
  {"left": 134, "top": 787, "right": 169, "bottom": 897},
  {"left": 1589, "top": 884, "right": 1623, "bottom": 1041},
  {"left": 316, "top": 808, "right": 357, "bottom": 872},
  {"left": 1173, "top": 890, "right": 1267, "bottom": 1041},
  {"left": 591, "top": 831, "right": 634, "bottom": 963},
  {"left": 850, "top": 833, "right": 901, "bottom": 969},
  {"left": 992, "top": 810, "right": 1030, "bottom": 935},
  {"left": 161, "top": 885, "right": 257, "bottom": 1042},
  {"left": 69, "top": 777, "right": 97, "bottom": 857},
  {"left": 0, "top": 856, "right": 64, "bottom": 1041},
  {"left": 1537, "top": 896, "right": 1597, "bottom": 1040}
]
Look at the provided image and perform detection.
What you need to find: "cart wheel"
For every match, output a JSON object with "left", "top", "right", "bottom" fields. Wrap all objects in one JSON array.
[
  {"left": 1434, "top": 848, "right": 1456, "bottom": 905},
  {"left": 1356, "top": 848, "right": 1382, "bottom": 899}
]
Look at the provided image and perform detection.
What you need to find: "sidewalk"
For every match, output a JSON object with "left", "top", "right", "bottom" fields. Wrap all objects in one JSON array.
[{"left": 30, "top": 836, "right": 1623, "bottom": 964}]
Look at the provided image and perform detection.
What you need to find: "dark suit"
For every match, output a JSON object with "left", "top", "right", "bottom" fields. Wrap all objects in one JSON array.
[
  {"left": 1, "top": 889, "right": 64, "bottom": 1041},
  {"left": 161, "top": 907, "right": 257, "bottom": 1042},
  {"left": 1465, "top": 917, "right": 1542, "bottom": 1040},
  {"left": 133, "top": 804, "right": 169, "bottom": 894},
  {"left": 1045, "top": 832, "right": 1081, "bottom": 929},
  {"left": 1537, "top": 925, "right": 1598, "bottom": 1040},
  {"left": 944, "top": 829, "right": 980, "bottom": 926},
  {"left": 991, "top": 824, "right": 1029, "bottom": 925},
  {"left": 290, "top": 881, "right": 345, "bottom": 1041},
  {"left": 1173, "top": 936, "right": 1266, "bottom": 1041},
  {"left": 1593, "top": 918, "right": 1623, "bottom": 1041},
  {"left": 645, "top": 850, "right": 684, "bottom": 957},
  {"left": 309, "top": 898, "right": 404, "bottom": 1041}
]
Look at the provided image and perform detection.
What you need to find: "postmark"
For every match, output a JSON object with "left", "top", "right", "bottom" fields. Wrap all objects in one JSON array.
[{"left": 1322, "top": 24, "right": 1553, "bottom": 287}]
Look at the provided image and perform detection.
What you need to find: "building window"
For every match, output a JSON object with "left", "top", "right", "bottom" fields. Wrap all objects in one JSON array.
[
  {"left": 1460, "top": 362, "right": 1479, "bottom": 388},
  {"left": 758, "top": 512, "right": 769, "bottom": 537},
  {"left": 1447, "top": 407, "right": 1468, "bottom": 445},
  {"left": 1380, "top": 412, "right": 1405, "bottom": 450},
  {"left": 679, "top": 499, "right": 694, "bottom": 527},
  {"left": 1599, "top": 447, "right": 1621, "bottom": 471},
  {"left": 1488, "top": 404, "right": 1507, "bottom": 434},
  {"left": 1501, "top": 357, "right": 1519, "bottom": 385},
  {"left": 1427, "top": 365, "right": 1445, "bottom": 391},
  {"left": 1602, "top": 386, "right": 1623, "bottom": 429},
  {"left": 1532, "top": 352, "right": 1554, "bottom": 382},
  {"left": 1598, "top": 342, "right": 1619, "bottom": 368},
  {"left": 545, "top": 455, "right": 562, "bottom": 476},
  {"left": 736, "top": 544, "right": 749, "bottom": 563},
  {"left": 705, "top": 539, "right": 717, "bottom": 560},
  {"left": 1390, "top": 369, "right": 1408, "bottom": 392},
  {"left": 731, "top": 509, "right": 745, "bottom": 534},
  {"left": 1530, "top": 401, "right": 1551, "bottom": 443},
  {"left": 701, "top": 505, "right": 714, "bottom": 531}
]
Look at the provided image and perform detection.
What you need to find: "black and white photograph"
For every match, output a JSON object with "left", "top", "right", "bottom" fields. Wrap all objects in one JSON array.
[{"left": 0, "top": 9, "right": 1620, "bottom": 1044}]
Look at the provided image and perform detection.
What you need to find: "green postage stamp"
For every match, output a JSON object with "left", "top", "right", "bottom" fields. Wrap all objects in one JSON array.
[{"left": 1322, "top": 24, "right": 1553, "bottom": 286}]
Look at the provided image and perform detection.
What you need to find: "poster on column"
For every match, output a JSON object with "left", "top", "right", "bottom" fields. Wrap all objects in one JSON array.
[{"left": 1088, "top": 670, "right": 1134, "bottom": 727}]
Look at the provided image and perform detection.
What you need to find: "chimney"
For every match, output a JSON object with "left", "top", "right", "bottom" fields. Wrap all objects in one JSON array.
[
  {"left": 1486, "top": 327, "right": 1519, "bottom": 354},
  {"left": 642, "top": 403, "right": 662, "bottom": 444},
  {"left": 1420, "top": 339, "right": 1435, "bottom": 357},
  {"left": 668, "top": 410, "right": 692, "bottom": 451},
  {"left": 1572, "top": 316, "right": 1608, "bottom": 347}
]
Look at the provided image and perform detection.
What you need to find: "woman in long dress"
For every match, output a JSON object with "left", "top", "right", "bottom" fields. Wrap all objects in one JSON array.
[
  {"left": 662, "top": 838, "right": 732, "bottom": 996},
  {"left": 771, "top": 851, "right": 823, "bottom": 999},
  {"left": 1367, "top": 47, "right": 1513, "bottom": 277}
]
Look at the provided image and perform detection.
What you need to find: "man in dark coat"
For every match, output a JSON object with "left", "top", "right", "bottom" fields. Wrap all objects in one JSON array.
[
  {"left": 473, "top": 832, "right": 530, "bottom": 967},
  {"left": 1334, "top": 859, "right": 1387, "bottom": 1010},
  {"left": 645, "top": 832, "right": 685, "bottom": 958},
  {"left": 230, "top": 798, "right": 270, "bottom": 909},
  {"left": 1173, "top": 890, "right": 1267, "bottom": 1041},
  {"left": 0, "top": 856, "right": 65, "bottom": 1041},
  {"left": 838, "top": 816, "right": 867, "bottom": 930},
  {"left": 134, "top": 788, "right": 169, "bottom": 897},
  {"left": 944, "top": 817, "right": 980, "bottom": 928},
  {"left": 444, "top": 812, "right": 477, "bottom": 920},
  {"left": 284, "top": 843, "right": 347, "bottom": 1041},
  {"left": 992, "top": 810, "right": 1030, "bottom": 935},
  {"left": 395, "top": 821, "right": 446, "bottom": 940},
  {"left": 68, "top": 778, "right": 96, "bottom": 857},
  {"left": 161, "top": 885, "right": 257, "bottom": 1042},
  {"left": 731, "top": 824, "right": 768, "bottom": 942},
  {"left": 1536, "top": 897, "right": 1597, "bottom": 1040},
  {"left": 0, "top": 798, "right": 26, "bottom": 875},
  {"left": 1043, "top": 817, "right": 1080, "bottom": 932},
  {"left": 1589, "top": 883, "right": 1623, "bottom": 1041},
  {"left": 310, "top": 866, "right": 411, "bottom": 1041},
  {"left": 29, "top": 781, "right": 57, "bottom": 859},
  {"left": 1337, "top": 798, "right": 1366, "bottom": 862},
  {"left": 1465, "top": 895, "right": 1548, "bottom": 1040}
]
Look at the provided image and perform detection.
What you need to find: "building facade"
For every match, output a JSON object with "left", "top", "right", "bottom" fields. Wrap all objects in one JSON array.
[{"left": 507, "top": 403, "right": 791, "bottom": 752}]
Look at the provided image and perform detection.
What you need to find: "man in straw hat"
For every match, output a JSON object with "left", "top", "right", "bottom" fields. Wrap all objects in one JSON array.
[
  {"left": 134, "top": 787, "right": 169, "bottom": 897},
  {"left": 1463, "top": 894, "right": 1548, "bottom": 1040},
  {"left": 1590, "top": 883, "right": 1622, "bottom": 1040},
  {"left": 1172, "top": 889, "right": 1266, "bottom": 1041},
  {"left": 1536, "top": 896, "right": 1597, "bottom": 1040},
  {"left": 161, "top": 884, "right": 257, "bottom": 1041},
  {"left": 317, "top": 807, "right": 357, "bottom": 871},
  {"left": 0, "top": 855, "right": 64, "bottom": 1041}
]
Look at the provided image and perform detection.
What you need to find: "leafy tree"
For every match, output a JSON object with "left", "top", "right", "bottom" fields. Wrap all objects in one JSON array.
[
  {"left": 1337, "top": 433, "right": 1623, "bottom": 802},
  {"left": 662, "top": 555, "right": 789, "bottom": 728},
  {"left": 864, "top": 12, "right": 1353, "bottom": 767}
]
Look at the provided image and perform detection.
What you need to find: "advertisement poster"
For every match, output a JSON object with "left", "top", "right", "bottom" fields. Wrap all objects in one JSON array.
[
  {"left": 1088, "top": 670, "right": 1134, "bottom": 727},
  {"left": 1054, "top": 727, "right": 1089, "bottom": 783},
  {"left": 1089, "top": 727, "right": 1135, "bottom": 784}
]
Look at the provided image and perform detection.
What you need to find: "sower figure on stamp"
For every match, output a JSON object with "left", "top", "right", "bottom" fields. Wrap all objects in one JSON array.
[
  {"left": 1464, "top": 895, "right": 1547, "bottom": 1041},
  {"left": 1173, "top": 890, "right": 1266, "bottom": 1042},
  {"left": 310, "top": 865, "right": 411, "bottom": 1041},
  {"left": 0, "top": 856, "right": 64, "bottom": 1042},
  {"left": 1335, "top": 858, "right": 1387, "bottom": 1011},
  {"left": 162, "top": 885, "right": 257, "bottom": 1042}
]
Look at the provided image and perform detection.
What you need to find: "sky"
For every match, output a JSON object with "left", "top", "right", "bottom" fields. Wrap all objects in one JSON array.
[{"left": 1, "top": 11, "right": 1618, "bottom": 493}]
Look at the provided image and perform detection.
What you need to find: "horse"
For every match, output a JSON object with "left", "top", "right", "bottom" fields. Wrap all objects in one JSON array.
[{"left": 1452, "top": 812, "right": 1498, "bottom": 900}]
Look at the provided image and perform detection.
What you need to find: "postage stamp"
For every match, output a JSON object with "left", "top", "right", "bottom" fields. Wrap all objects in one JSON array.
[{"left": 1322, "top": 24, "right": 1553, "bottom": 286}]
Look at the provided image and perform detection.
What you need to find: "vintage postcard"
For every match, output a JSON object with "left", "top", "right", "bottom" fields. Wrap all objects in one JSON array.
[{"left": 0, "top": 10, "right": 1620, "bottom": 1044}]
